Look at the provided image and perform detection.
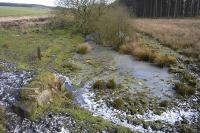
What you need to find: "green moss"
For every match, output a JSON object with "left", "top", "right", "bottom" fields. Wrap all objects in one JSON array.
[
  {"left": 175, "top": 83, "right": 195, "bottom": 96},
  {"left": 0, "top": 64, "right": 7, "bottom": 71}
]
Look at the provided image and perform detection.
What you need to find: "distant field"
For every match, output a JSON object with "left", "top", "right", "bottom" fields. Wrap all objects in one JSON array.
[
  {"left": 0, "top": 6, "right": 50, "bottom": 17},
  {"left": 134, "top": 19, "right": 200, "bottom": 62}
]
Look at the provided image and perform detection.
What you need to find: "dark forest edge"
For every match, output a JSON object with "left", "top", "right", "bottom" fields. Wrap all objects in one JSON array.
[{"left": 117, "top": 0, "right": 200, "bottom": 17}]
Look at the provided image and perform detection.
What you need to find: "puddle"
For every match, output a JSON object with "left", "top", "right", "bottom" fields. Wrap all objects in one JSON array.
[
  {"left": 87, "top": 43, "right": 175, "bottom": 98},
  {"left": 114, "top": 55, "right": 174, "bottom": 98}
]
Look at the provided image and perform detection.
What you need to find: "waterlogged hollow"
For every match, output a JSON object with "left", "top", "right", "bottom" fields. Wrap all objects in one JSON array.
[
  {"left": 57, "top": 73, "right": 198, "bottom": 133},
  {"left": 86, "top": 42, "right": 175, "bottom": 98},
  {"left": 0, "top": 40, "right": 199, "bottom": 133}
]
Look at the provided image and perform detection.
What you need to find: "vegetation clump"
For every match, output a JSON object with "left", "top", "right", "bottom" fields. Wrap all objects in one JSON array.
[
  {"left": 120, "top": 43, "right": 176, "bottom": 67},
  {"left": 0, "top": 108, "right": 5, "bottom": 133},
  {"left": 93, "top": 79, "right": 117, "bottom": 90},
  {"left": 175, "top": 83, "right": 195, "bottom": 96},
  {"left": 0, "top": 64, "right": 7, "bottom": 72},
  {"left": 77, "top": 43, "right": 92, "bottom": 54},
  {"left": 106, "top": 79, "right": 117, "bottom": 90},
  {"left": 113, "top": 98, "right": 124, "bottom": 109},
  {"left": 159, "top": 100, "right": 169, "bottom": 107},
  {"left": 93, "top": 80, "right": 106, "bottom": 90},
  {"left": 154, "top": 54, "right": 176, "bottom": 67}
]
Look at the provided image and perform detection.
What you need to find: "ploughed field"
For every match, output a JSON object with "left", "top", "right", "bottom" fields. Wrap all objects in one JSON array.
[{"left": 0, "top": 17, "right": 199, "bottom": 133}]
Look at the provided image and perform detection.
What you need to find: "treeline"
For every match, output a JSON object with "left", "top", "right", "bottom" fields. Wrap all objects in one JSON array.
[{"left": 118, "top": 0, "right": 200, "bottom": 17}]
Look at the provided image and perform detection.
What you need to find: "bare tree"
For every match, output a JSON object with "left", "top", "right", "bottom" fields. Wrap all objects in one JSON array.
[{"left": 57, "top": 0, "right": 107, "bottom": 34}]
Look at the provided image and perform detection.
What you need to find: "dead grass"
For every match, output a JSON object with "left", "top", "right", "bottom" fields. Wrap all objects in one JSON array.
[
  {"left": 77, "top": 43, "right": 92, "bottom": 54},
  {"left": 134, "top": 19, "right": 200, "bottom": 62},
  {"left": 120, "top": 42, "right": 176, "bottom": 67},
  {"left": 154, "top": 54, "right": 176, "bottom": 67}
]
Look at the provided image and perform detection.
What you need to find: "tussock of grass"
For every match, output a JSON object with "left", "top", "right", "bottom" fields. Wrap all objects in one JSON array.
[
  {"left": 154, "top": 54, "right": 176, "bottom": 67},
  {"left": 77, "top": 43, "right": 92, "bottom": 54},
  {"left": 120, "top": 43, "right": 176, "bottom": 67},
  {"left": 93, "top": 79, "right": 117, "bottom": 90},
  {"left": 113, "top": 98, "right": 124, "bottom": 109},
  {"left": 175, "top": 83, "right": 195, "bottom": 96}
]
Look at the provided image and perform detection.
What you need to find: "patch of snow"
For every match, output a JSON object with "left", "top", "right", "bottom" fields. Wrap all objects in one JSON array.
[
  {"left": 56, "top": 74, "right": 199, "bottom": 133},
  {"left": 136, "top": 109, "right": 198, "bottom": 125}
]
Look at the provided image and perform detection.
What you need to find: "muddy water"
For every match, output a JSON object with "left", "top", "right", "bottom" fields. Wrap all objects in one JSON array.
[
  {"left": 87, "top": 42, "right": 175, "bottom": 98},
  {"left": 60, "top": 42, "right": 198, "bottom": 132},
  {"left": 114, "top": 55, "right": 174, "bottom": 98}
]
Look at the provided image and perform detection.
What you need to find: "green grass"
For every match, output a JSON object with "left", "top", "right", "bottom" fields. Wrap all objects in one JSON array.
[
  {"left": 0, "top": 27, "right": 83, "bottom": 71},
  {"left": 0, "top": 6, "right": 50, "bottom": 17}
]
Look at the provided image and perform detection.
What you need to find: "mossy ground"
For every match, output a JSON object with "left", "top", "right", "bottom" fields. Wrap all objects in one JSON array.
[
  {"left": 1, "top": 21, "right": 199, "bottom": 132},
  {"left": 0, "top": 26, "right": 132, "bottom": 131},
  {"left": 19, "top": 71, "right": 131, "bottom": 132},
  {"left": 0, "top": 26, "right": 83, "bottom": 71}
]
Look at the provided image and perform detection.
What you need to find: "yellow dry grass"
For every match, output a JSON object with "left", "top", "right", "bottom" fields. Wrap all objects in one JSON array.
[
  {"left": 120, "top": 42, "right": 176, "bottom": 67},
  {"left": 77, "top": 43, "right": 92, "bottom": 54},
  {"left": 134, "top": 19, "right": 200, "bottom": 61}
]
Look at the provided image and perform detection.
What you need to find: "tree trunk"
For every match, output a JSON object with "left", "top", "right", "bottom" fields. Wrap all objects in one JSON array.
[
  {"left": 168, "top": 0, "right": 171, "bottom": 17},
  {"left": 160, "top": 0, "right": 163, "bottom": 17},
  {"left": 174, "top": 0, "right": 177, "bottom": 17}
]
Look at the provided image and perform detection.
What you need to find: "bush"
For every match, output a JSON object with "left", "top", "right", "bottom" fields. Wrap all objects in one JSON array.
[
  {"left": 175, "top": 83, "right": 195, "bottom": 96},
  {"left": 77, "top": 43, "right": 92, "bottom": 54},
  {"left": 92, "top": 6, "right": 133, "bottom": 47}
]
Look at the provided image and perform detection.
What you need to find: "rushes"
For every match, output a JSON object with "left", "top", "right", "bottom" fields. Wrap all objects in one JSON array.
[{"left": 120, "top": 43, "right": 176, "bottom": 67}]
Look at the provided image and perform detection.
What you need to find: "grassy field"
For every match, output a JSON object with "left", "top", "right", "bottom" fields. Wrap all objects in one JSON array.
[
  {"left": 134, "top": 19, "right": 200, "bottom": 63},
  {"left": 0, "top": 6, "right": 50, "bottom": 17}
]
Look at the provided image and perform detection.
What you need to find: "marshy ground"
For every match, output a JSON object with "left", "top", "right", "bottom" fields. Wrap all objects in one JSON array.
[{"left": 0, "top": 16, "right": 199, "bottom": 133}]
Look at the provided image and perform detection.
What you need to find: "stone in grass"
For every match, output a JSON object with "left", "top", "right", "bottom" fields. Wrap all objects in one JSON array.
[
  {"left": 13, "top": 101, "right": 37, "bottom": 118},
  {"left": 13, "top": 88, "right": 52, "bottom": 118}
]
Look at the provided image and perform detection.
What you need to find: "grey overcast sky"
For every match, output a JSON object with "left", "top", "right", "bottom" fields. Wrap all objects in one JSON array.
[{"left": 0, "top": 0, "right": 56, "bottom": 6}]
